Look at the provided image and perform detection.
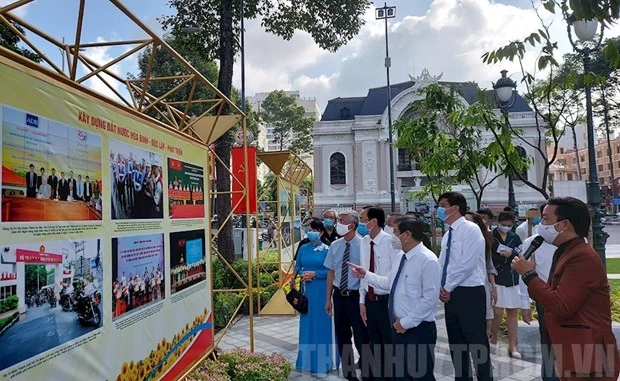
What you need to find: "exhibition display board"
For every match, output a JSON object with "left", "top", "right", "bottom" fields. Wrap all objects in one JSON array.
[{"left": 0, "top": 57, "right": 213, "bottom": 380}]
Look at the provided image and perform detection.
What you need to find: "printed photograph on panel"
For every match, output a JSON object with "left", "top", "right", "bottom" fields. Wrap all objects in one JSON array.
[
  {"left": 1, "top": 106, "right": 103, "bottom": 222},
  {"left": 0, "top": 239, "right": 103, "bottom": 371},
  {"left": 169, "top": 230, "right": 207, "bottom": 294},
  {"left": 111, "top": 234, "right": 165, "bottom": 320},
  {"left": 167, "top": 158, "right": 205, "bottom": 219},
  {"left": 109, "top": 140, "right": 163, "bottom": 220}
]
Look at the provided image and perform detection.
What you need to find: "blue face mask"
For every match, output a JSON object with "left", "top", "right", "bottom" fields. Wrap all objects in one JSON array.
[
  {"left": 436, "top": 207, "right": 448, "bottom": 221},
  {"left": 307, "top": 231, "right": 320, "bottom": 242},
  {"left": 323, "top": 219, "right": 335, "bottom": 228},
  {"left": 533, "top": 216, "right": 542, "bottom": 225},
  {"left": 357, "top": 223, "right": 368, "bottom": 236}
]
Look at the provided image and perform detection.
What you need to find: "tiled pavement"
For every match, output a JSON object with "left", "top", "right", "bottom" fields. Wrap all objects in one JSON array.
[{"left": 217, "top": 304, "right": 543, "bottom": 380}]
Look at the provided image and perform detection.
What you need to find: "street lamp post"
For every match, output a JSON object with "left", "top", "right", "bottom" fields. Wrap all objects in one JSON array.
[
  {"left": 563, "top": 5, "right": 608, "bottom": 265},
  {"left": 376, "top": 3, "right": 396, "bottom": 212},
  {"left": 493, "top": 70, "right": 518, "bottom": 216}
]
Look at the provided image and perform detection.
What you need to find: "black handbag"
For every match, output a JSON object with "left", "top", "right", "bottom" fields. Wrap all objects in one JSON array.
[{"left": 286, "top": 274, "right": 308, "bottom": 314}]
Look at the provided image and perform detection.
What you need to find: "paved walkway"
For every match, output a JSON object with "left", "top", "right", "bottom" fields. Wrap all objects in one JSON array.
[{"left": 218, "top": 304, "right": 543, "bottom": 380}]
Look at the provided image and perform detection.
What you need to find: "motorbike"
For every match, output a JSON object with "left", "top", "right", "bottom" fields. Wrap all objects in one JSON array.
[
  {"left": 48, "top": 293, "right": 57, "bottom": 308},
  {"left": 60, "top": 290, "right": 72, "bottom": 312},
  {"left": 76, "top": 291, "right": 102, "bottom": 327}
]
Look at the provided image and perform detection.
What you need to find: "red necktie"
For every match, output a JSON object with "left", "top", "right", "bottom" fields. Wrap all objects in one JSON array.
[{"left": 368, "top": 241, "right": 375, "bottom": 300}]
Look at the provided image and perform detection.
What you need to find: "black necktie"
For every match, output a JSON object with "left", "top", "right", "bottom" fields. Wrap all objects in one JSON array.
[{"left": 340, "top": 242, "right": 350, "bottom": 291}]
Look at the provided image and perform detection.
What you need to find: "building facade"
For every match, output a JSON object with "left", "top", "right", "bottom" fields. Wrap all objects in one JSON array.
[{"left": 312, "top": 69, "right": 548, "bottom": 214}]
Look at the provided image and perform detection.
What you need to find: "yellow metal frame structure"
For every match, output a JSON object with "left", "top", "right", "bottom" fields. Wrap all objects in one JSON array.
[
  {"left": 0, "top": 1, "right": 255, "bottom": 379},
  {"left": 255, "top": 151, "right": 312, "bottom": 315}
]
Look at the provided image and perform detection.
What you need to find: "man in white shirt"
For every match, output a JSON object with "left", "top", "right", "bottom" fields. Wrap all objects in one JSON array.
[
  {"left": 359, "top": 206, "right": 397, "bottom": 380},
  {"left": 518, "top": 204, "right": 559, "bottom": 381},
  {"left": 349, "top": 217, "right": 440, "bottom": 380},
  {"left": 384, "top": 213, "right": 402, "bottom": 235},
  {"left": 437, "top": 192, "right": 492, "bottom": 380},
  {"left": 515, "top": 207, "right": 541, "bottom": 242}
]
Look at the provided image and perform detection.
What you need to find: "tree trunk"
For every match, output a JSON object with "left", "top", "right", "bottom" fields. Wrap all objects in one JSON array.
[
  {"left": 214, "top": 0, "right": 236, "bottom": 264},
  {"left": 571, "top": 125, "right": 583, "bottom": 180},
  {"left": 603, "top": 89, "right": 617, "bottom": 214}
]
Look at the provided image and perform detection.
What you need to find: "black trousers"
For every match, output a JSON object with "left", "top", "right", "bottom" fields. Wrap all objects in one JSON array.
[
  {"left": 391, "top": 321, "right": 437, "bottom": 381},
  {"left": 333, "top": 289, "right": 372, "bottom": 380},
  {"left": 366, "top": 297, "right": 392, "bottom": 380},
  {"left": 536, "top": 303, "right": 559, "bottom": 381},
  {"left": 444, "top": 286, "right": 493, "bottom": 381}
]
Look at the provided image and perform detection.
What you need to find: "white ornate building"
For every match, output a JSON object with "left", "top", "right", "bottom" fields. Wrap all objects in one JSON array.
[{"left": 312, "top": 69, "right": 547, "bottom": 214}]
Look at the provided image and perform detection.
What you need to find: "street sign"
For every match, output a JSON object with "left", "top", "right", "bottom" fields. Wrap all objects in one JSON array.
[{"left": 613, "top": 197, "right": 620, "bottom": 205}]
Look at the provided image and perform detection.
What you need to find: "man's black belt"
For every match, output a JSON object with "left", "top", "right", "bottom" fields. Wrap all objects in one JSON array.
[
  {"left": 333, "top": 286, "right": 359, "bottom": 297},
  {"left": 366, "top": 294, "right": 389, "bottom": 302}
]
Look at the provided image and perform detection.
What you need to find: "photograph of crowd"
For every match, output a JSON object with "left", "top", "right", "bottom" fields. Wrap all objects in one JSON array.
[
  {"left": 112, "top": 234, "right": 165, "bottom": 320},
  {"left": 169, "top": 230, "right": 207, "bottom": 295},
  {"left": 167, "top": 158, "right": 205, "bottom": 219},
  {"left": 0, "top": 239, "right": 103, "bottom": 371},
  {"left": 1, "top": 105, "right": 103, "bottom": 222}
]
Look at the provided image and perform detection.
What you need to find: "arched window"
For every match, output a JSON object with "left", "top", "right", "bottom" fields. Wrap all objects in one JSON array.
[
  {"left": 516, "top": 146, "right": 528, "bottom": 180},
  {"left": 330, "top": 152, "right": 346, "bottom": 185}
]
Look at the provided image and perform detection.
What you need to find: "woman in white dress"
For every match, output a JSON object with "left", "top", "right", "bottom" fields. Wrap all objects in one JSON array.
[{"left": 490, "top": 211, "right": 528, "bottom": 359}]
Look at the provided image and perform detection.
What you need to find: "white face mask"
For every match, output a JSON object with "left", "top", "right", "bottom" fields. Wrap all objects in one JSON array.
[
  {"left": 390, "top": 234, "right": 402, "bottom": 250},
  {"left": 384, "top": 225, "right": 395, "bottom": 235},
  {"left": 537, "top": 222, "right": 562, "bottom": 244},
  {"left": 498, "top": 225, "right": 512, "bottom": 233},
  {"left": 336, "top": 222, "right": 351, "bottom": 236}
]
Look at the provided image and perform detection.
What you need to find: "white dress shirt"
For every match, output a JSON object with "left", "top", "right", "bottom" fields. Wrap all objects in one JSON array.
[
  {"left": 519, "top": 233, "right": 557, "bottom": 302},
  {"left": 359, "top": 230, "right": 398, "bottom": 304},
  {"left": 365, "top": 242, "right": 440, "bottom": 330},
  {"left": 515, "top": 221, "right": 534, "bottom": 242},
  {"left": 437, "top": 216, "right": 487, "bottom": 293}
]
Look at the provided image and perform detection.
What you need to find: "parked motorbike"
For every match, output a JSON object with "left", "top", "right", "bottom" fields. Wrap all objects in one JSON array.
[
  {"left": 48, "top": 293, "right": 57, "bottom": 308},
  {"left": 76, "top": 291, "right": 102, "bottom": 327},
  {"left": 60, "top": 291, "right": 72, "bottom": 312}
]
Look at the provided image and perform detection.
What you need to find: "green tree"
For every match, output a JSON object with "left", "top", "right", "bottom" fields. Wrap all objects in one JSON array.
[
  {"left": 160, "top": 0, "right": 369, "bottom": 262},
  {"left": 395, "top": 84, "right": 528, "bottom": 209},
  {"left": 260, "top": 90, "right": 314, "bottom": 155},
  {"left": 25, "top": 265, "right": 48, "bottom": 296},
  {"left": 0, "top": 21, "right": 40, "bottom": 62}
]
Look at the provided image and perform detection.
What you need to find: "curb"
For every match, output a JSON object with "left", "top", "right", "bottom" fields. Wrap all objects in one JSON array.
[{"left": 0, "top": 312, "right": 20, "bottom": 337}]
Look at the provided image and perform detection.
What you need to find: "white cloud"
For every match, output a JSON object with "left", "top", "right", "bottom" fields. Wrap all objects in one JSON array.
[
  {"left": 232, "top": 0, "right": 620, "bottom": 114},
  {"left": 0, "top": 0, "right": 30, "bottom": 18},
  {"left": 80, "top": 37, "right": 124, "bottom": 102}
]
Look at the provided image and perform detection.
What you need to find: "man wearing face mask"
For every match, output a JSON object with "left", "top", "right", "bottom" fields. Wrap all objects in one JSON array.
[
  {"left": 358, "top": 206, "right": 396, "bottom": 380},
  {"left": 518, "top": 203, "right": 559, "bottom": 381},
  {"left": 436, "top": 192, "right": 493, "bottom": 381},
  {"left": 516, "top": 207, "right": 542, "bottom": 242},
  {"left": 349, "top": 217, "right": 440, "bottom": 381},
  {"left": 384, "top": 213, "right": 403, "bottom": 235},
  {"left": 324, "top": 210, "right": 371, "bottom": 381},
  {"left": 513, "top": 197, "right": 620, "bottom": 381},
  {"left": 323, "top": 209, "right": 341, "bottom": 243}
]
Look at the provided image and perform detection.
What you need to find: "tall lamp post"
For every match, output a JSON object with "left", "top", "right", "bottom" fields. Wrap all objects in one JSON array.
[
  {"left": 563, "top": 4, "right": 608, "bottom": 264},
  {"left": 493, "top": 70, "right": 518, "bottom": 215},
  {"left": 376, "top": 3, "right": 396, "bottom": 212}
]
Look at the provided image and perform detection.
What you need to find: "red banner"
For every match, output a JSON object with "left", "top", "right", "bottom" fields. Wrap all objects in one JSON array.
[
  {"left": 231, "top": 146, "right": 257, "bottom": 214},
  {"left": 16, "top": 249, "right": 63, "bottom": 264}
]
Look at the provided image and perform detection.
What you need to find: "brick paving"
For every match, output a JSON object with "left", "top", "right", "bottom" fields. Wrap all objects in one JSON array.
[{"left": 217, "top": 304, "right": 543, "bottom": 380}]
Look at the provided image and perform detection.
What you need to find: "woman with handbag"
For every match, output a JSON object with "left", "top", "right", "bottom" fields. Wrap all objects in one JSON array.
[{"left": 289, "top": 219, "right": 334, "bottom": 374}]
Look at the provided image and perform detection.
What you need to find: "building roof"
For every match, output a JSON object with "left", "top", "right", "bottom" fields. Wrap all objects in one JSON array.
[{"left": 321, "top": 80, "right": 533, "bottom": 122}]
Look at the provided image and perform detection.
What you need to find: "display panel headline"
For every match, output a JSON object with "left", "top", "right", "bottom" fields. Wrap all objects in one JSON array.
[{"left": 77, "top": 111, "right": 184, "bottom": 156}]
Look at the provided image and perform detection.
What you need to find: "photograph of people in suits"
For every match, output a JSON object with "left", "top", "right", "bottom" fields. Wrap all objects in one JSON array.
[{"left": 109, "top": 140, "right": 164, "bottom": 220}]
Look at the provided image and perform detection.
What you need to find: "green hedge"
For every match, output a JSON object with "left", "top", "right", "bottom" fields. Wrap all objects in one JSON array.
[
  {"left": 0, "top": 296, "right": 18, "bottom": 313},
  {"left": 187, "top": 349, "right": 292, "bottom": 381},
  {"left": 212, "top": 252, "right": 282, "bottom": 330}
]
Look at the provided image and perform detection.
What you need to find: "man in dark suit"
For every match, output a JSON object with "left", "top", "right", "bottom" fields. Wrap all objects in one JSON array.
[
  {"left": 48, "top": 168, "right": 58, "bottom": 199},
  {"left": 68, "top": 170, "right": 77, "bottom": 193},
  {"left": 58, "top": 172, "right": 70, "bottom": 201},
  {"left": 25, "top": 164, "right": 37, "bottom": 198},
  {"left": 513, "top": 197, "right": 620, "bottom": 381},
  {"left": 37, "top": 167, "right": 45, "bottom": 189},
  {"left": 84, "top": 175, "right": 93, "bottom": 202}
]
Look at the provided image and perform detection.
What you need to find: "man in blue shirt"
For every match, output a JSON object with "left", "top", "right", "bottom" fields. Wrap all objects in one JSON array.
[{"left": 324, "top": 210, "right": 371, "bottom": 381}]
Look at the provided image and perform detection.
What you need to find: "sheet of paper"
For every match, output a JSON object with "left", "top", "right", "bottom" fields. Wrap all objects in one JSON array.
[{"left": 496, "top": 244, "right": 512, "bottom": 253}]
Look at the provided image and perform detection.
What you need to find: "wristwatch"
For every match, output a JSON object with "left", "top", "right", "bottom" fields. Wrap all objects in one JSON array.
[{"left": 521, "top": 270, "right": 538, "bottom": 284}]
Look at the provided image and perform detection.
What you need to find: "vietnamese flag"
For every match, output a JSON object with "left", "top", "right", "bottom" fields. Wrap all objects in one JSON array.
[{"left": 168, "top": 158, "right": 182, "bottom": 171}]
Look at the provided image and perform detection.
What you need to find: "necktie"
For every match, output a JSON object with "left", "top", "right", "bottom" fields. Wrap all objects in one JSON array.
[
  {"left": 440, "top": 227, "right": 453, "bottom": 288},
  {"left": 389, "top": 254, "right": 407, "bottom": 323},
  {"left": 340, "top": 242, "right": 350, "bottom": 291},
  {"left": 368, "top": 241, "right": 375, "bottom": 300}
]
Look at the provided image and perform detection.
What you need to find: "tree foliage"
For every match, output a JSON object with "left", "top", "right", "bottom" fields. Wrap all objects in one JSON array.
[
  {"left": 0, "top": 21, "right": 40, "bottom": 63},
  {"left": 394, "top": 84, "right": 528, "bottom": 209},
  {"left": 260, "top": 90, "right": 314, "bottom": 155},
  {"left": 160, "top": 0, "right": 369, "bottom": 262}
]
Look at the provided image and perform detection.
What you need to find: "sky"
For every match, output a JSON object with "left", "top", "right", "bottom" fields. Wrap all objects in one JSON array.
[{"left": 1, "top": 0, "right": 619, "bottom": 113}]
